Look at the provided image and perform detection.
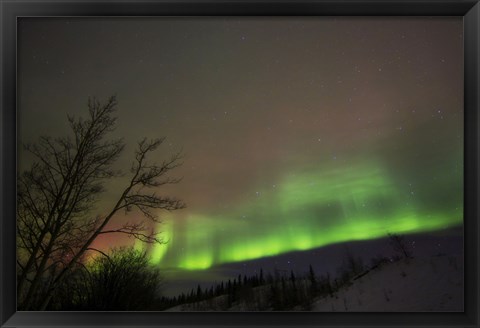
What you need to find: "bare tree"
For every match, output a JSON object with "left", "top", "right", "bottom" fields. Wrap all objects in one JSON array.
[
  {"left": 387, "top": 232, "right": 413, "bottom": 259},
  {"left": 51, "top": 247, "right": 163, "bottom": 311},
  {"left": 17, "top": 96, "right": 185, "bottom": 310}
]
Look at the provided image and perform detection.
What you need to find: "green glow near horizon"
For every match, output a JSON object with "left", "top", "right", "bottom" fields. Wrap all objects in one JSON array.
[{"left": 151, "top": 160, "right": 462, "bottom": 270}]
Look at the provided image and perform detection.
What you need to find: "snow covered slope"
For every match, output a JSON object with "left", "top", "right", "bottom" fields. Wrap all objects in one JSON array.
[
  {"left": 310, "top": 255, "right": 463, "bottom": 312},
  {"left": 165, "top": 254, "right": 463, "bottom": 311}
]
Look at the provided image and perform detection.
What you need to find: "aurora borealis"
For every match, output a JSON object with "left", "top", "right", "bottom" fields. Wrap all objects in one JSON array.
[
  {"left": 140, "top": 157, "right": 462, "bottom": 270},
  {"left": 19, "top": 17, "right": 463, "bottom": 288}
]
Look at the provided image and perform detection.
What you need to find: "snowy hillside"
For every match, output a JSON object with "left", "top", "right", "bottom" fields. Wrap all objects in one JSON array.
[
  {"left": 309, "top": 255, "right": 463, "bottom": 311},
  {"left": 165, "top": 255, "right": 463, "bottom": 312}
]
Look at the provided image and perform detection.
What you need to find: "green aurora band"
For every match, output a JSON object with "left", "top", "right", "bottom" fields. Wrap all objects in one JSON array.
[{"left": 140, "top": 160, "right": 462, "bottom": 270}]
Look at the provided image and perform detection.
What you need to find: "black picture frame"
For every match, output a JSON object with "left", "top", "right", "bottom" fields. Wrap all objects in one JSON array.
[{"left": 1, "top": 1, "right": 478, "bottom": 327}]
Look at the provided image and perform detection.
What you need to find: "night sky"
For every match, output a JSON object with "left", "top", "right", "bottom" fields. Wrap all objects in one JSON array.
[{"left": 18, "top": 17, "right": 463, "bottom": 295}]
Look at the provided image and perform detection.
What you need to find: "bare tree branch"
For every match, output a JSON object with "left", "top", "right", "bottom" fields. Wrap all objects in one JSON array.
[
  {"left": 86, "top": 248, "right": 112, "bottom": 260},
  {"left": 17, "top": 96, "right": 185, "bottom": 310}
]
